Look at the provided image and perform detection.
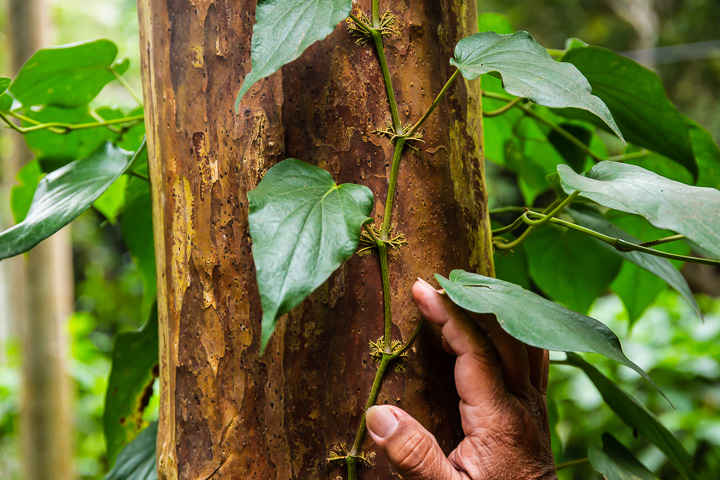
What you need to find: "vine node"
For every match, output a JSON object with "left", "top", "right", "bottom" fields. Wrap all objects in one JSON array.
[{"left": 347, "top": 11, "right": 398, "bottom": 46}]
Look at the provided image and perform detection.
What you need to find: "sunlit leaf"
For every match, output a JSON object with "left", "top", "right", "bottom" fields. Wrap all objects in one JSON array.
[
  {"left": 248, "top": 158, "right": 373, "bottom": 350},
  {"left": 10, "top": 160, "right": 42, "bottom": 223},
  {"left": 451, "top": 31, "right": 623, "bottom": 139},
  {"left": 0, "top": 142, "right": 135, "bottom": 260},
  {"left": 10, "top": 39, "right": 126, "bottom": 107},
  {"left": 235, "top": 0, "right": 352, "bottom": 109}
]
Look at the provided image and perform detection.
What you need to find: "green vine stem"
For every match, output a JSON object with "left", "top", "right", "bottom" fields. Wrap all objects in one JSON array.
[
  {"left": 406, "top": 69, "right": 460, "bottom": 138},
  {"left": 346, "top": 318, "right": 426, "bottom": 480},
  {"left": 110, "top": 65, "right": 144, "bottom": 107},
  {"left": 483, "top": 96, "right": 522, "bottom": 117},
  {"left": 555, "top": 457, "right": 589, "bottom": 471},
  {"left": 0, "top": 111, "right": 144, "bottom": 134},
  {"left": 380, "top": 137, "right": 407, "bottom": 239},
  {"left": 494, "top": 209, "right": 720, "bottom": 266}
]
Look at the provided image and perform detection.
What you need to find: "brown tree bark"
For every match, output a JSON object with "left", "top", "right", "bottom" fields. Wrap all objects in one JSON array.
[
  {"left": 137, "top": 1, "right": 492, "bottom": 478},
  {"left": 6, "top": 1, "right": 75, "bottom": 479}
]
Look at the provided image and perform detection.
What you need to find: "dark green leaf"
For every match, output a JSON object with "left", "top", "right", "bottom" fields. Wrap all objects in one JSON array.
[
  {"left": 566, "top": 208, "right": 699, "bottom": 321},
  {"left": 10, "top": 160, "right": 42, "bottom": 223},
  {"left": 94, "top": 176, "right": 128, "bottom": 223},
  {"left": 10, "top": 39, "right": 123, "bottom": 107},
  {"left": 589, "top": 433, "right": 658, "bottom": 480},
  {"left": 120, "top": 178, "right": 156, "bottom": 313},
  {"left": 235, "top": 0, "right": 352, "bottom": 108},
  {"left": 105, "top": 422, "right": 157, "bottom": 480},
  {"left": 548, "top": 123, "right": 593, "bottom": 171},
  {"left": 493, "top": 244, "right": 530, "bottom": 290},
  {"left": 565, "top": 353, "right": 696, "bottom": 480},
  {"left": 22, "top": 105, "right": 116, "bottom": 169},
  {"left": 435, "top": 270, "right": 659, "bottom": 392},
  {"left": 561, "top": 46, "right": 696, "bottom": 178},
  {"left": 0, "top": 142, "right": 135, "bottom": 260},
  {"left": 688, "top": 118, "right": 720, "bottom": 190},
  {"left": 558, "top": 161, "right": 720, "bottom": 258},
  {"left": 104, "top": 306, "right": 159, "bottom": 465},
  {"left": 525, "top": 224, "right": 621, "bottom": 313},
  {"left": 248, "top": 158, "right": 373, "bottom": 350},
  {"left": 451, "top": 31, "right": 622, "bottom": 139},
  {"left": 0, "top": 77, "right": 10, "bottom": 94},
  {"left": 612, "top": 263, "right": 668, "bottom": 327}
]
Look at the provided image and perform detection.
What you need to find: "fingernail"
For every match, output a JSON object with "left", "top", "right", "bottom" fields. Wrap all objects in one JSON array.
[
  {"left": 366, "top": 406, "right": 398, "bottom": 439},
  {"left": 416, "top": 277, "right": 435, "bottom": 291}
]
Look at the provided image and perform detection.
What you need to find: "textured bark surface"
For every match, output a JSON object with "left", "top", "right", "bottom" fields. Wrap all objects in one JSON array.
[{"left": 137, "top": 1, "right": 493, "bottom": 478}]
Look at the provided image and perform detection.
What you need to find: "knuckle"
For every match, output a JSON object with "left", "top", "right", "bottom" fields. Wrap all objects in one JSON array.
[{"left": 393, "top": 430, "right": 438, "bottom": 476}]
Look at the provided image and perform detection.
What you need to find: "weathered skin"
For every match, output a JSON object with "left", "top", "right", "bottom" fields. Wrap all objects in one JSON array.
[{"left": 136, "top": 0, "right": 493, "bottom": 478}]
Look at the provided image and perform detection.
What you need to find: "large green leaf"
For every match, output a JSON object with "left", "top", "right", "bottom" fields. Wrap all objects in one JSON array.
[
  {"left": 248, "top": 158, "right": 373, "bottom": 350},
  {"left": 525, "top": 224, "right": 621, "bottom": 314},
  {"left": 10, "top": 39, "right": 125, "bottom": 107},
  {"left": 451, "top": 31, "right": 622, "bottom": 139},
  {"left": 0, "top": 142, "right": 135, "bottom": 260},
  {"left": 235, "top": 0, "right": 352, "bottom": 108},
  {"left": 558, "top": 162, "right": 720, "bottom": 258},
  {"left": 10, "top": 160, "right": 42, "bottom": 223},
  {"left": 105, "top": 422, "right": 157, "bottom": 480},
  {"left": 120, "top": 178, "right": 157, "bottom": 314},
  {"left": 104, "top": 306, "right": 159, "bottom": 466},
  {"left": 689, "top": 118, "right": 720, "bottom": 190},
  {"left": 561, "top": 46, "right": 696, "bottom": 179},
  {"left": 565, "top": 353, "right": 696, "bottom": 480},
  {"left": 566, "top": 208, "right": 699, "bottom": 320},
  {"left": 435, "top": 270, "right": 659, "bottom": 391},
  {"left": 589, "top": 433, "right": 659, "bottom": 480},
  {"left": 22, "top": 105, "right": 117, "bottom": 169}
]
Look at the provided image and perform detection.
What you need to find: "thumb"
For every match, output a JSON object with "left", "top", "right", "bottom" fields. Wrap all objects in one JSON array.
[{"left": 366, "top": 405, "right": 460, "bottom": 480}]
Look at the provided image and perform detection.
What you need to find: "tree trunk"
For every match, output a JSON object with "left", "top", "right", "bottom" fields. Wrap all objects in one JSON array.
[
  {"left": 6, "top": 1, "right": 75, "bottom": 479},
  {"left": 137, "top": 1, "right": 492, "bottom": 478}
]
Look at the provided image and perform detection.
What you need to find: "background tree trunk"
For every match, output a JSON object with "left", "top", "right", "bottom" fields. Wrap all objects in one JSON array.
[
  {"left": 5, "top": 1, "right": 75, "bottom": 479},
  {"left": 137, "top": 1, "right": 493, "bottom": 478}
]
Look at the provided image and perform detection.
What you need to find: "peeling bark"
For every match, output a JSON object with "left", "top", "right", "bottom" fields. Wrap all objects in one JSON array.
[{"left": 137, "top": 1, "right": 492, "bottom": 478}]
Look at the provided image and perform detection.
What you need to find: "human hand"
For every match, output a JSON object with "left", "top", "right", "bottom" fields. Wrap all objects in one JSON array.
[{"left": 365, "top": 279, "right": 557, "bottom": 480}]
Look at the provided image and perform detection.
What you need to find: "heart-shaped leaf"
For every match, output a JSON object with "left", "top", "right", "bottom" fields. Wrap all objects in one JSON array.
[
  {"left": 566, "top": 208, "right": 700, "bottom": 320},
  {"left": 105, "top": 422, "right": 157, "bottom": 480},
  {"left": 561, "top": 46, "right": 696, "bottom": 179},
  {"left": 589, "top": 433, "right": 659, "bottom": 480},
  {"left": 248, "top": 158, "right": 373, "bottom": 350},
  {"left": 0, "top": 142, "right": 136, "bottom": 260},
  {"left": 435, "top": 270, "right": 660, "bottom": 393},
  {"left": 235, "top": 0, "right": 352, "bottom": 109},
  {"left": 558, "top": 162, "right": 720, "bottom": 258},
  {"left": 10, "top": 39, "right": 126, "bottom": 107},
  {"left": 451, "top": 31, "right": 623, "bottom": 139},
  {"left": 565, "top": 353, "right": 696, "bottom": 480}
]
